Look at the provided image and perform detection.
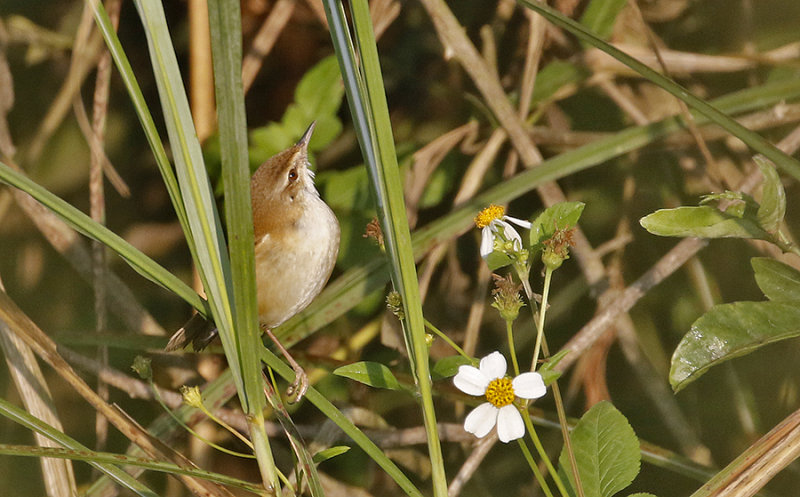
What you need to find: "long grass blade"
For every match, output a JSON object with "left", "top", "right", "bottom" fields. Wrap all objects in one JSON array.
[
  {"left": 131, "top": 0, "right": 241, "bottom": 382},
  {"left": 0, "top": 398, "right": 158, "bottom": 497},
  {"left": 207, "top": 0, "right": 282, "bottom": 491},
  {"left": 516, "top": 0, "right": 800, "bottom": 181},
  {"left": 0, "top": 161, "right": 206, "bottom": 314}
]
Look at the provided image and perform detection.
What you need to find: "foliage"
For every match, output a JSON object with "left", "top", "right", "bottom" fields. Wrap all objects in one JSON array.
[{"left": 1, "top": 0, "right": 800, "bottom": 496}]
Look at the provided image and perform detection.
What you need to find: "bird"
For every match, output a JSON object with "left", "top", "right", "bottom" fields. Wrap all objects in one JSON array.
[{"left": 166, "top": 122, "right": 340, "bottom": 401}]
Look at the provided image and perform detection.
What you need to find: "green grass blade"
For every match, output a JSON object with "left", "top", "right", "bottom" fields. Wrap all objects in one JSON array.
[
  {"left": 276, "top": 76, "right": 800, "bottom": 347},
  {"left": 207, "top": 0, "right": 282, "bottom": 491},
  {"left": 516, "top": 0, "right": 800, "bottom": 182},
  {"left": 259, "top": 347, "right": 424, "bottom": 497},
  {"left": 0, "top": 398, "right": 158, "bottom": 497},
  {"left": 0, "top": 161, "right": 206, "bottom": 314},
  {"left": 132, "top": 0, "right": 240, "bottom": 379},
  {"left": 348, "top": 2, "right": 447, "bottom": 495},
  {"left": 0, "top": 444, "right": 263, "bottom": 493},
  {"left": 206, "top": 0, "right": 260, "bottom": 417}
]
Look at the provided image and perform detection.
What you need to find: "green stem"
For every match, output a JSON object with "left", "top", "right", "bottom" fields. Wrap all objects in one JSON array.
[
  {"left": 249, "top": 414, "right": 280, "bottom": 495},
  {"left": 516, "top": 264, "right": 585, "bottom": 497},
  {"left": 151, "top": 384, "right": 254, "bottom": 459},
  {"left": 506, "top": 320, "right": 521, "bottom": 377},
  {"left": 531, "top": 266, "right": 553, "bottom": 371},
  {"left": 522, "top": 413, "right": 569, "bottom": 497},
  {"left": 425, "top": 319, "right": 470, "bottom": 359},
  {"left": 516, "top": 433, "right": 555, "bottom": 497}
]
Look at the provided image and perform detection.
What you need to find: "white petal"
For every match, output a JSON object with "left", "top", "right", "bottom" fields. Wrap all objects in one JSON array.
[
  {"left": 512, "top": 372, "right": 546, "bottom": 400},
  {"left": 504, "top": 215, "right": 532, "bottom": 229},
  {"left": 479, "top": 351, "right": 507, "bottom": 380},
  {"left": 479, "top": 226, "right": 494, "bottom": 259},
  {"left": 464, "top": 403, "right": 498, "bottom": 438},
  {"left": 499, "top": 220, "right": 524, "bottom": 250},
  {"left": 453, "top": 365, "right": 490, "bottom": 396},
  {"left": 496, "top": 405, "right": 525, "bottom": 443}
]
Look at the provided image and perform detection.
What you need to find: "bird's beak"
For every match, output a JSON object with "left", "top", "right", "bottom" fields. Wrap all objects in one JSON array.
[{"left": 296, "top": 121, "right": 316, "bottom": 151}]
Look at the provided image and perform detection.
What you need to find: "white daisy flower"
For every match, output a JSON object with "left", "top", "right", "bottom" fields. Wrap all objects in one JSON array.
[
  {"left": 453, "top": 351, "right": 546, "bottom": 443},
  {"left": 474, "top": 205, "right": 532, "bottom": 259}
]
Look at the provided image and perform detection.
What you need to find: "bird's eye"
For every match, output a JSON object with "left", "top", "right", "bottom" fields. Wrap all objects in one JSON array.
[{"left": 288, "top": 168, "right": 298, "bottom": 182}]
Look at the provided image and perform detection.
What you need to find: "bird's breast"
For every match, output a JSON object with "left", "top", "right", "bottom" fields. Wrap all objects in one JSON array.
[{"left": 254, "top": 196, "right": 340, "bottom": 328}]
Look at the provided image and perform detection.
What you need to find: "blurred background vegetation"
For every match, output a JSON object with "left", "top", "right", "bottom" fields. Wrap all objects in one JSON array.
[{"left": 1, "top": 0, "right": 800, "bottom": 495}]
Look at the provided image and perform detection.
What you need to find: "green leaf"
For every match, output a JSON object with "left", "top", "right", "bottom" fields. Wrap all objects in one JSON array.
[
  {"left": 579, "top": 0, "right": 627, "bottom": 42},
  {"left": 752, "top": 257, "right": 800, "bottom": 301},
  {"left": 432, "top": 355, "right": 473, "bottom": 380},
  {"left": 670, "top": 301, "right": 800, "bottom": 392},
  {"left": 639, "top": 206, "right": 770, "bottom": 240},
  {"left": 531, "top": 61, "right": 590, "bottom": 106},
  {"left": 538, "top": 349, "right": 569, "bottom": 386},
  {"left": 754, "top": 155, "right": 786, "bottom": 232},
  {"left": 334, "top": 361, "right": 403, "bottom": 391},
  {"left": 558, "top": 401, "right": 641, "bottom": 497},
  {"left": 249, "top": 55, "right": 344, "bottom": 166},
  {"left": 312, "top": 446, "right": 351, "bottom": 464},
  {"left": 627, "top": 494, "right": 658, "bottom": 497},
  {"left": 530, "top": 201, "right": 585, "bottom": 248},
  {"left": 294, "top": 55, "right": 345, "bottom": 118},
  {"left": 486, "top": 250, "right": 514, "bottom": 271}
]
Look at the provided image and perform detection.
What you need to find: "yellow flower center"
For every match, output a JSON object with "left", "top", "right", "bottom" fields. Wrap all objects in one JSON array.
[
  {"left": 474, "top": 205, "right": 505, "bottom": 228},
  {"left": 485, "top": 377, "right": 515, "bottom": 408}
]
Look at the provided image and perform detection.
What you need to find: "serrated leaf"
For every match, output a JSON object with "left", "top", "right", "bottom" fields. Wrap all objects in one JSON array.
[
  {"left": 432, "top": 355, "right": 473, "bottom": 380},
  {"left": 312, "top": 446, "right": 351, "bottom": 464},
  {"left": 558, "top": 401, "right": 641, "bottom": 497},
  {"left": 751, "top": 257, "right": 800, "bottom": 301},
  {"left": 755, "top": 155, "right": 786, "bottom": 232},
  {"left": 334, "top": 361, "right": 403, "bottom": 391},
  {"left": 639, "top": 206, "right": 769, "bottom": 240},
  {"left": 530, "top": 201, "right": 585, "bottom": 248},
  {"left": 670, "top": 301, "right": 800, "bottom": 392}
]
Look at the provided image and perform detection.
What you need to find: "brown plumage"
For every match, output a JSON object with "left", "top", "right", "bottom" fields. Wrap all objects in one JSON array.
[{"left": 166, "top": 122, "right": 340, "bottom": 354}]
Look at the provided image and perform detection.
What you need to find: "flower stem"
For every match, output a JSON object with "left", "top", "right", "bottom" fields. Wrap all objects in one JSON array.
[
  {"left": 506, "top": 319, "right": 521, "bottom": 377},
  {"left": 516, "top": 432, "right": 555, "bottom": 497},
  {"left": 516, "top": 264, "right": 585, "bottom": 497},
  {"left": 424, "top": 319, "right": 470, "bottom": 360},
  {"left": 531, "top": 266, "right": 553, "bottom": 371},
  {"left": 522, "top": 411, "right": 569, "bottom": 497}
]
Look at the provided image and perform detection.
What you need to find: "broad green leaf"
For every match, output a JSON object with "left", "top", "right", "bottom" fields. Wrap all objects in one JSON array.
[
  {"left": 312, "top": 446, "right": 351, "bottom": 464},
  {"left": 755, "top": 155, "right": 786, "bottom": 232},
  {"left": 530, "top": 201, "right": 585, "bottom": 248},
  {"left": 670, "top": 301, "right": 800, "bottom": 392},
  {"left": 432, "top": 355, "right": 473, "bottom": 380},
  {"left": 486, "top": 250, "right": 514, "bottom": 271},
  {"left": 249, "top": 55, "right": 344, "bottom": 166},
  {"left": 752, "top": 257, "right": 800, "bottom": 301},
  {"left": 294, "top": 55, "right": 345, "bottom": 118},
  {"left": 639, "top": 206, "right": 769, "bottom": 240},
  {"left": 627, "top": 494, "right": 658, "bottom": 497},
  {"left": 334, "top": 361, "right": 403, "bottom": 391},
  {"left": 558, "top": 401, "right": 641, "bottom": 497},
  {"left": 580, "top": 0, "right": 627, "bottom": 42}
]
